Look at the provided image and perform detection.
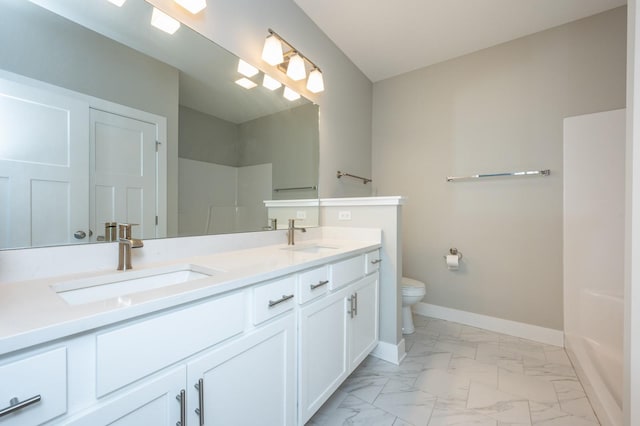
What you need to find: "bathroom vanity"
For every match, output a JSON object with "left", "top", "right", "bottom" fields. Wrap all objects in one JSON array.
[{"left": 0, "top": 229, "right": 381, "bottom": 425}]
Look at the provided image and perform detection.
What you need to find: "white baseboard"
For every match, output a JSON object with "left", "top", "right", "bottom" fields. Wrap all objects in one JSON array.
[
  {"left": 413, "top": 302, "right": 564, "bottom": 347},
  {"left": 370, "top": 339, "right": 407, "bottom": 365}
]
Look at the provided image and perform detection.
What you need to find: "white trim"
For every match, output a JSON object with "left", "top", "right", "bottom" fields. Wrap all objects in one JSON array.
[
  {"left": 413, "top": 302, "right": 564, "bottom": 347},
  {"left": 320, "top": 196, "right": 407, "bottom": 207},
  {"left": 370, "top": 339, "right": 407, "bottom": 365},
  {"left": 263, "top": 199, "right": 319, "bottom": 208}
]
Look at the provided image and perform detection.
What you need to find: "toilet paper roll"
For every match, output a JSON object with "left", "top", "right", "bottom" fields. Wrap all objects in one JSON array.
[{"left": 446, "top": 254, "right": 459, "bottom": 270}]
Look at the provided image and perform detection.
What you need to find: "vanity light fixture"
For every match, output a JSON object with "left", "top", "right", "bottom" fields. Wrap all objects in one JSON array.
[
  {"left": 151, "top": 8, "right": 181, "bottom": 34},
  {"left": 306, "top": 68, "right": 325, "bottom": 93},
  {"left": 174, "top": 0, "right": 207, "bottom": 14},
  {"left": 283, "top": 87, "right": 301, "bottom": 101},
  {"left": 107, "top": 0, "right": 126, "bottom": 6},
  {"left": 286, "top": 53, "right": 306, "bottom": 81},
  {"left": 237, "top": 59, "right": 259, "bottom": 78},
  {"left": 261, "top": 29, "right": 324, "bottom": 93},
  {"left": 262, "top": 33, "right": 284, "bottom": 66},
  {"left": 235, "top": 78, "right": 258, "bottom": 89},
  {"left": 262, "top": 74, "right": 282, "bottom": 91}
]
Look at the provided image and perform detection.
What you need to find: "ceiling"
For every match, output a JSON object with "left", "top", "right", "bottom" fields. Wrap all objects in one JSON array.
[{"left": 293, "top": 0, "right": 627, "bottom": 82}]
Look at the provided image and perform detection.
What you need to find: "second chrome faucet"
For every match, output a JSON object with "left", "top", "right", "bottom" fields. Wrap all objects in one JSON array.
[{"left": 117, "top": 223, "right": 144, "bottom": 270}]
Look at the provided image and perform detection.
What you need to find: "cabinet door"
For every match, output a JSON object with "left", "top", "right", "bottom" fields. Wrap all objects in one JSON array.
[
  {"left": 63, "top": 367, "right": 185, "bottom": 426},
  {"left": 298, "top": 287, "right": 349, "bottom": 424},
  {"left": 187, "top": 314, "right": 296, "bottom": 426},
  {"left": 349, "top": 273, "right": 379, "bottom": 371}
]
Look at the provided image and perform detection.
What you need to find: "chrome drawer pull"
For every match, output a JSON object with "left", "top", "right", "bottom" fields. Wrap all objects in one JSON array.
[
  {"left": 195, "top": 379, "right": 204, "bottom": 426},
  {"left": 310, "top": 280, "right": 329, "bottom": 290},
  {"left": 347, "top": 296, "right": 354, "bottom": 318},
  {"left": 0, "top": 395, "right": 41, "bottom": 418},
  {"left": 370, "top": 259, "right": 382, "bottom": 264},
  {"left": 176, "top": 389, "right": 186, "bottom": 426},
  {"left": 268, "top": 294, "right": 294, "bottom": 308},
  {"left": 354, "top": 292, "right": 358, "bottom": 316}
]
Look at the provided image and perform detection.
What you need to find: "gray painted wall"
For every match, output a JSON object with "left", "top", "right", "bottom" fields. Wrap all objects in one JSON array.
[
  {"left": 148, "top": 0, "right": 374, "bottom": 199},
  {"left": 179, "top": 105, "right": 240, "bottom": 167},
  {"left": 239, "top": 104, "right": 319, "bottom": 199},
  {"left": 372, "top": 7, "right": 627, "bottom": 330}
]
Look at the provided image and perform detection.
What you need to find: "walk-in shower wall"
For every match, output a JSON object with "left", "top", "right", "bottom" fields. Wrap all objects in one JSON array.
[{"left": 563, "top": 109, "right": 625, "bottom": 426}]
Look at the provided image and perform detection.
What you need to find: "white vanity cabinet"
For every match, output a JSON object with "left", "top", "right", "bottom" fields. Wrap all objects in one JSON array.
[
  {"left": 298, "top": 252, "right": 380, "bottom": 424},
  {"left": 187, "top": 314, "right": 296, "bottom": 426}
]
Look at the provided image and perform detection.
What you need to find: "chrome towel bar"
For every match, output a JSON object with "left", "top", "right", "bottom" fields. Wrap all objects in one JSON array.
[
  {"left": 337, "top": 171, "right": 372, "bottom": 184},
  {"left": 273, "top": 185, "right": 317, "bottom": 192},
  {"left": 447, "top": 169, "right": 550, "bottom": 182}
]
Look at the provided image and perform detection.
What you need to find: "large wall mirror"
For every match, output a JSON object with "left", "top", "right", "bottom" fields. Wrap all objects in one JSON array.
[{"left": 0, "top": 0, "right": 319, "bottom": 250}]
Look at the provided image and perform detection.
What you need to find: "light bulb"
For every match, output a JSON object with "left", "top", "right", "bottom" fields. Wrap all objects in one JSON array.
[
  {"left": 235, "top": 78, "right": 257, "bottom": 89},
  {"left": 174, "top": 0, "right": 206, "bottom": 14},
  {"left": 283, "top": 87, "right": 300, "bottom": 101},
  {"left": 262, "top": 75, "right": 282, "bottom": 91},
  {"left": 286, "top": 53, "right": 306, "bottom": 81},
  {"left": 306, "top": 68, "right": 324, "bottom": 93},
  {"left": 151, "top": 8, "right": 180, "bottom": 35},
  {"left": 262, "top": 34, "right": 284, "bottom": 66},
  {"left": 237, "top": 59, "right": 259, "bottom": 78}
]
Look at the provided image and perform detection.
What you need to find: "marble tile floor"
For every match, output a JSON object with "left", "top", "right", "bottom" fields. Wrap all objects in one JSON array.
[{"left": 307, "top": 315, "right": 599, "bottom": 426}]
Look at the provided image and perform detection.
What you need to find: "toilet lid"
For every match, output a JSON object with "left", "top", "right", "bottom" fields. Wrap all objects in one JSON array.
[{"left": 401, "top": 277, "right": 426, "bottom": 295}]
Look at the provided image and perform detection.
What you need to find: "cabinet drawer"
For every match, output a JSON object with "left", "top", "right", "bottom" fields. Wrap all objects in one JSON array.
[
  {"left": 253, "top": 275, "right": 296, "bottom": 324},
  {"left": 365, "top": 250, "right": 382, "bottom": 275},
  {"left": 96, "top": 291, "right": 244, "bottom": 396},
  {"left": 328, "top": 255, "right": 364, "bottom": 291},
  {"left": 0, "top": 347, "right": 67, "bottom": 424},
  {"left": 297, "top": 265, "right": 329, "bottom": 304}
]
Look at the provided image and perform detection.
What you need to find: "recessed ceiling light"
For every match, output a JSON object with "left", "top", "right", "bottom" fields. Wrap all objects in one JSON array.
[
  {"left": 283, "top": 87, "right": 300, "bottom": 101},
  {"left": 237, "top": 60, "right": 259, "bottom": 78},
  {"left": 151, "top": 8, "right": 181, "bottom": 35},
  {"left": 262, "top": 75, "right": 282, "bottom": 91},
  {"left": 107, "top": 0, "right": 126, "bottom": 6},
  {"left": 174, "top": 0, "right": 207, "bottom": 14},
  {"left": 235, "top": 78, "right": 258, "bottom": 89}
]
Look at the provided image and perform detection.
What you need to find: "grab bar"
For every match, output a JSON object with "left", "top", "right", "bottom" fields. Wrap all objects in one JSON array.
[
  {"left": 446, "top": 169, "right": 550, "bottom": 182},
  {"left": 337, "top": 171, "right": 372, "bottom": 184}
]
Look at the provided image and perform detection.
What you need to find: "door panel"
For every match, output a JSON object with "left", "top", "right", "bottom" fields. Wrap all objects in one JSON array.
[
  {"left": 0, "top": 77, "right": 89, "bottom": 248},
  {"left": 90, "top": 109, "right": 157, "bottom": 241}
]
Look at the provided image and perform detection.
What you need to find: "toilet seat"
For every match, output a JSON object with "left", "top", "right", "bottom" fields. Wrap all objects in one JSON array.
[{"left": 401, "top": 277, "right": 426, "bottom": 296}]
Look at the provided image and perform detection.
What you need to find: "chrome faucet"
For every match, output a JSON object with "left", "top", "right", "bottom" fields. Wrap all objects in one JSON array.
[
  {"left": 287, "top": 219, "right": 306, "bottom": 245},
  {"left": 117, "top": 223, "right": 144, "bottom": 271}
]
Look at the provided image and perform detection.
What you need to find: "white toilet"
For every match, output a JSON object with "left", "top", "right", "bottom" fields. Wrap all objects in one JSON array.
[{"left": 401, "top": 277, "right": 426, "bottom": 334}]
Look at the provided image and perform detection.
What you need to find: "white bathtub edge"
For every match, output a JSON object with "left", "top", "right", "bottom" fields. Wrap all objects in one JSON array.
[
  {"left": 565, "top": 334, "right": 622, "bottom": 426},
  {"left": 413, "top": 302, "right": 564, "bottom": 346}
]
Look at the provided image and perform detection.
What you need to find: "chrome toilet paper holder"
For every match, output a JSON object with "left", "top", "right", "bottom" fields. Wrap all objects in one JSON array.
[{"left": 443, "top": 248, "right": 463, "bottom": 260}]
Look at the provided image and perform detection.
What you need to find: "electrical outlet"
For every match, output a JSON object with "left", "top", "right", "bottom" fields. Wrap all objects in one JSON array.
[
  {"left": 296, "top": 210, "right": 307, "bottom": 219},
  {"left": 338, "top": 210, "right": 351, "bottom": 220}
]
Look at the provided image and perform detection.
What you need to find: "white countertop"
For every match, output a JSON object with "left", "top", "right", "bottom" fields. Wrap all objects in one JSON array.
[{"left": 0, "top": 230, "right": 381, "bottom": 356}]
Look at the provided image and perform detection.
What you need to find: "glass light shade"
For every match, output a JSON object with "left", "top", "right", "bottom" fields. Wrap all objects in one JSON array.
[
  {"left": 174, "top": 0, "right": 206, "bottom": 14},
  {"left": 262, "top": 74, "right": 282, "bottom": 91},
  {"left": 151, "top": 8, "right": 181, "bottom": 34},
  {"left": 262, "top": 35, "right": 284, "bottom": 66},
  {"left": 306, "top": 68, "right": 324, "bottom": 93},
  {"left": 237, "top": 60, "right": 259, "bottom": 78},
  {"left": 235, "top": 78, "right": 257, "bottom": 89},
  {"left": 107, "top": 0, "right": 126, "bottom": 6},
  {"left": 283, "top": 87, "right": 300, "bottom": 101},
  {"left": 286, "top": 53, "right": 306, "bottom": 81}
]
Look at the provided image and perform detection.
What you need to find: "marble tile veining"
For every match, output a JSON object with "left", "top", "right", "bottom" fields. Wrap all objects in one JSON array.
[{"left": 306, "top": 315, "right": 600, "bottom": 426}]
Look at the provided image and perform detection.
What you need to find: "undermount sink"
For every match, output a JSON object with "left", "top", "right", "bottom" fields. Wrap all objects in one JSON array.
[
  {"left": 283, "top": 244, "right": 339, "bottom": 254},
  {"left": 52, "top": 264, "right": 219, "bottom": 305}
]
